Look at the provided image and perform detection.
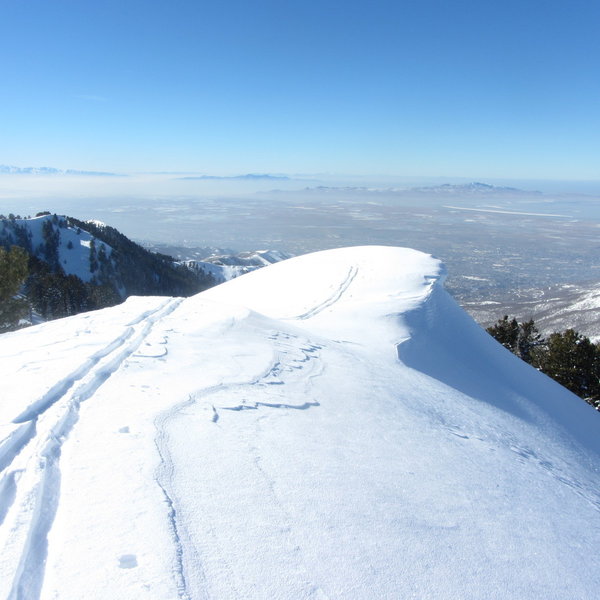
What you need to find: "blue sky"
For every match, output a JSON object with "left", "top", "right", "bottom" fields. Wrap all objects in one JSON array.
[{"left": 2, "top": 0, "right": 599, "bottom": 180}]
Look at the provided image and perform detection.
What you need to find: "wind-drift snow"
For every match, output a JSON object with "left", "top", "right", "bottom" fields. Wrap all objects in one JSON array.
[{"left": 0, "top": 246, "right": 598, "bottom": 600}]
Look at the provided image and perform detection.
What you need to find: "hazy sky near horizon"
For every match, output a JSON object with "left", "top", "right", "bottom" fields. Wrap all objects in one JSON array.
[{"left": 2, "top": 0, "right": 599, "bottom": 180}]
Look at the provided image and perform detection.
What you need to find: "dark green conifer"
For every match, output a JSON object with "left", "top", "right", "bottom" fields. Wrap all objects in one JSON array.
[
  {"left": 531, "top": 329, "right": 600, "bottom": 406},
  {"left": 0, "top": 246, "right": 29, "bottom": 331}
]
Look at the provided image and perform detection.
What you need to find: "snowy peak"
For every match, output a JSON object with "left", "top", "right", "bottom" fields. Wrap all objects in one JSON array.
[{"left": 0, "top": 245, "right": 599, "bottom": 599}]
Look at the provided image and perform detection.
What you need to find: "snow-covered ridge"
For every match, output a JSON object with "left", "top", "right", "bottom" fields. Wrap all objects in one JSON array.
[
  {"left": 181, "top": 249, "right": 292, "bottom": 283},
  {"left": 0, "top": 246, "right": 598, "bottom": 599},
  {"left": 201, "top": 246, "right": 441, "bottom": 333}
]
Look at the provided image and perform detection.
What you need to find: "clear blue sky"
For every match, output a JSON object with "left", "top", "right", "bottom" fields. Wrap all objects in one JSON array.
[{"left": 1, "top": 0, "right": 599, "bottom": 179}]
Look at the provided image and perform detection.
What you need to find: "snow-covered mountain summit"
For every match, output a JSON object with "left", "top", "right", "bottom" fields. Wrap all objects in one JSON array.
[{"left": 0, "top": 246, "right": 598, "bottom": 599}]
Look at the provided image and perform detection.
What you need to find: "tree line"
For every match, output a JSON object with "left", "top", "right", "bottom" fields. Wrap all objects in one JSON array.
[{"left": 487, "top": 316, "right": 600, "bottom": 410}]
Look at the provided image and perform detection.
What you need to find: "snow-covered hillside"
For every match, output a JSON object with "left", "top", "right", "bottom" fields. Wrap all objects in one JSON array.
[
  {"left": 181, "top": 249, "right": 292, "bottom": 283},
  {"left": 0, "top": 246, "right": 598, "bottom": 599},
  {"left": 0, "top": 214, "right": 213, "bottom": 324},
  {"left": 0, "top": 214, "right": 113, "bottom": 283}
]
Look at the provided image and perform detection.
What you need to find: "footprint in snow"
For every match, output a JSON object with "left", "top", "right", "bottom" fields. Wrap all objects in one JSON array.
[{"left": 118, "top": 554, "right": 138, "bottom": 569}]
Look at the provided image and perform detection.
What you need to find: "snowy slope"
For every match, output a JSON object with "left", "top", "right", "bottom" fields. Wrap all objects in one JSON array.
[
  {"left": 182, "top": 249, "right": 292, "bottom": 284},
  {"left": 1, "top": 215, "right": 112, "bottom": 283},
  {"left": 0, "top": 246, "right": 599, "bottom": 600}
]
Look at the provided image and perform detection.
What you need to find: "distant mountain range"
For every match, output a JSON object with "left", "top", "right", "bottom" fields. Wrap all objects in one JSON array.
[
  {"left": 175, "top": 173, "right": 291, "bottom": 181},
  {"left": 410, "top": 181, "right": 542, "bottom": 195},
  {"left": 275, "top": 182, "right": 542, "bottom": 195},
  {"left": 0, "top": 164, "right": 121, "bottom": 176},
  {"left": 0, "top": 166, "right": 292, "bottom": 180}
]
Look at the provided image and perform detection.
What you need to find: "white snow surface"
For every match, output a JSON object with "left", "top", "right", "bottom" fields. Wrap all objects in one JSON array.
[{"left": 0, "top": 245, "right": 599, "bottom": 600}]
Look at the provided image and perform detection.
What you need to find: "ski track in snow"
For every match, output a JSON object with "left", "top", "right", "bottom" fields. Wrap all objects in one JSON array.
[
  {"left": 0, "top": 422, "right": 37, "bottom": 473},
  {"left": 0, "top": 297, "right": 183, "bottom": 600},
  {"left": 154, "top": 395, "right": 211, "bottom": 600},
  {"left": 148, "top": 281, "right": 339, "bottom": 597},
  {"left": 152, "top": 329, "right": 326, "bottom": 598},
  {"left": 0, "top": 471, "right": 20, "bottom": 527},
  {"left": 288, "top": 266, "right": 358, "bottom": 320},
  {"left": 0, "top": 298, "right": 174, "bottom": 468}
]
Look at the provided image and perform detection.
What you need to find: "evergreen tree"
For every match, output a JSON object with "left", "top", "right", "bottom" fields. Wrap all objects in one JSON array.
[
  {"left": 486, "top": 316, "right": 543, "bottom": 363},
  {"left": 487, "top": 315, "right": 519, "bottom": 353},
  {"left": 0, "top": 246, "right": 29, "bottom": 331},
  {"left": 97, "top": 243, "right": 114, "bottom": 285},
  {"left": 488, "top": 315, "right": 600, "bottom": 410},
  {"left": 515, "top": 319, "right": 544, "bottom": 363},
  {"left": 89, "top": 238, "right": 98, "bottom": 273},
  {"left": 41, "top": 219, "right": 61, "bottom": 271},
  {"left": 531, "top": 329, "right": 600, "bottom": 406}
]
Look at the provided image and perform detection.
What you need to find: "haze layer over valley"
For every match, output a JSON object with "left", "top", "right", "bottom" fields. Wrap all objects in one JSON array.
[{"left": 3, "top": 171, "right": 598, "bottom": 338}]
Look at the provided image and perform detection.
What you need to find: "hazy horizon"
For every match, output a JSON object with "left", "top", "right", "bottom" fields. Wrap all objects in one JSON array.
[{"left": 3, "top": 170, "right": 600, "bottom": 206}]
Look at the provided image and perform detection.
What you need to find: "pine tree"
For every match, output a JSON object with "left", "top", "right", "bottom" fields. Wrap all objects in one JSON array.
[
  {"left": 41, "top": 219, "right": 61, "bottom": 271},
  {"left": 487, "top": 315, "right": 521, "bottom": 354},
  {"left": 487, "top": 316, "right": 543, "bottom": 364},
  {"left": 0, "top": 246, "right": 29, "bottom": 331},
  {"left": 531, "top": 329, "right": 600, "bottom": 406},
  {"left": 89, "top": 238, "right": 98, "bottom": 274},
  {"left": 515, "top": 319, "right": 544, "bottom": 363},
  {"left": 488, "top": 315, "right": 600, "bottom": 409}
]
